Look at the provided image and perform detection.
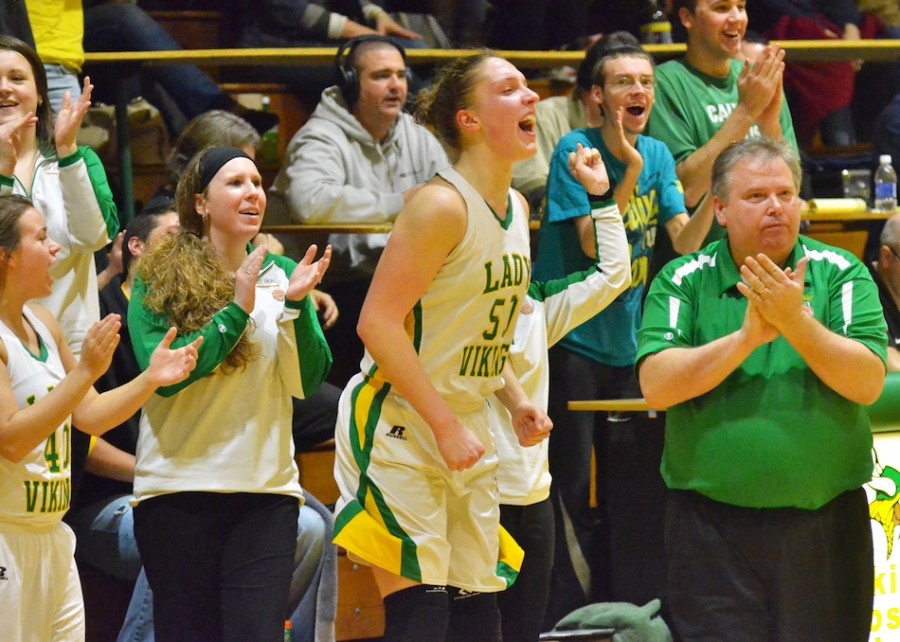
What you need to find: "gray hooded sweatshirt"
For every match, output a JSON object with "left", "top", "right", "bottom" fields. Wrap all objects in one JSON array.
[{"left": 267, "top": 86, "right": 449, "bottom": 282}]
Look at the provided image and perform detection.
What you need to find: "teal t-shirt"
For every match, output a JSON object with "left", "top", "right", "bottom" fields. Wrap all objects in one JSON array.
[
  {"left": 637, "top": 236, "right": 888, "bottom": 509},
  {"left": 534, "top": 128, "right": 685, "bottom": 367}
]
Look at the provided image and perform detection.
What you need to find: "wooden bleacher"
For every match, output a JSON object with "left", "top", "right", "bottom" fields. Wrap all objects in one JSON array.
[{"left": 85, "top": 35, "right": 900, "bottom": 221}]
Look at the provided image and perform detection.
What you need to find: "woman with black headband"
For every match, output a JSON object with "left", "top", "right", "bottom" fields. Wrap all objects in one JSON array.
[{"left": 127, "top": 147, "right": 333, "bottom": 640}]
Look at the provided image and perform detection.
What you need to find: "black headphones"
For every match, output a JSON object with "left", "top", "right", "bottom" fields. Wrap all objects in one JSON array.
[{"left": 335, "top": 35, "right": 408, "bottom": 106}]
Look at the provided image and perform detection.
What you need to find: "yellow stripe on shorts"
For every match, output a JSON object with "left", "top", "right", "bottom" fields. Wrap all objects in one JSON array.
[
  {"left": 334, "top": 499, "right": 422, "bottom": 581},
  {"left": 497, "top": 524, "right": 524, "bottom": 588}
]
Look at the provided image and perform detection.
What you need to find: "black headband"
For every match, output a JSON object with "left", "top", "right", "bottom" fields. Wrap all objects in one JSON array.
[{"left": 198, "top": 147, "right": 253, "bottom": 193}]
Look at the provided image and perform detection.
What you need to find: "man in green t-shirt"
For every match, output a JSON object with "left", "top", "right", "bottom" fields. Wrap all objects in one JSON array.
[
  {"left": 637, "top": 138, "right": 887, "bottom": 641},
  {"left": 647, "top": 0, "right": 799, "bottom": 276}
]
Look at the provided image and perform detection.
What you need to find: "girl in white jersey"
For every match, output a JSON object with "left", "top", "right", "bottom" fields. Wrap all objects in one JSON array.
[
  {"left": 128, "top": 147, "right": 333, "bottom": 641},
  {"left": 0, "top": 194, "right": 199, "bottom": 641},
  {"left": 0, "top": 36, "right": 119, "bottom": 356},
  {"left": 333, "top": 52, "right": 551, "bottom": 642}
]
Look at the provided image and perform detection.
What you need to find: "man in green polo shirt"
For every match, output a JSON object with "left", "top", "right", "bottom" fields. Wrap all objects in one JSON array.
[{"left": 637, "top": 137, "right": 887, "bottom": 642}]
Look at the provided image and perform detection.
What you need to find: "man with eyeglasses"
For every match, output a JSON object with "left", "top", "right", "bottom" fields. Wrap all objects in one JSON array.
[
  {"left": 647, "top": 0, "right": 799, "bottom": 278},
  {"left": 871, "top": 214, "right": 900, "bottom": 370},
  {"left": 533, "top": 43, "right": 713, "bottom": 626},
  {"left": 511, "top": 31, "right": 638, "bottom": 219}
]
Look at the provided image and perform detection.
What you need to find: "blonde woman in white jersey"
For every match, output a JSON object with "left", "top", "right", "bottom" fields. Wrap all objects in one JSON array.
[
  {"left": 333, "top": 52, "right": 553, "bottom": 642},
  {"left": 0, "top": 195, "right": 199, "bottom": 641}
]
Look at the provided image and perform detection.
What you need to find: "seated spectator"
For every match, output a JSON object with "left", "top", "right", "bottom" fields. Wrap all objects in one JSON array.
[
  {"left": 748, "top": 0, "right": 876, "bottom": 148},
  {"left": 875, "top": 93, "right": 900, "bottom": 165},
  {"left": 26, "top": 0, "right": 277, "bottom": 134},
  {"left": 145, "top": 110, "right": 262, "bottom": 212},
  {"left": 237, "top": 0, "right": 427, "bottom": 109},
  {"left": 487, "top": 0, "right": 591, "bottom": 50},
  {"left": 512, "top": 31, "right": 638, "bottom": 216},
  {"left": 870, "top": 213, "right": 900, "bottom": 371},
  {"left": 266, "top": 36, "right": 449, "bottom": 386},
  {"left": 0, "top": 35, "right": 118, "bottom": 356}
]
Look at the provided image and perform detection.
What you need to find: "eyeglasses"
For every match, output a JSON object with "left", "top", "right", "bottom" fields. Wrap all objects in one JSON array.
[
  {"left": 888, "top": 245, "right": 900, "bottom": 262},
  {"left": 605, "top": 75, "right": 656, "bottom": 92}
]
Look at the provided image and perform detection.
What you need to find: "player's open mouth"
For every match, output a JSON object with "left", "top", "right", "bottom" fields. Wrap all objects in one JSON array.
[
  {"left": 626, "top": 105, "right": 645, "bottom": 116},
  {"left": 519, "top": 115, "right": 536, "bottom": 134}
]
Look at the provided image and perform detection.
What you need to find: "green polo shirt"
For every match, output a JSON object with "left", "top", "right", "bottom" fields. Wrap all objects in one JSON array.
[{"left": 637, "top": 236, "right": 887, "bottom": 509}]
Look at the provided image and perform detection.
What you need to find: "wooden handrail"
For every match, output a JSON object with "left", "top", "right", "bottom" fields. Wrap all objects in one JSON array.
[
  {"left": 260, "top": 210, "right": 894, "bottom": 235},
  {"left": 262, "top": 223, "right": 394, "bottom": 235},
  {"left": 82, "top": 40, "right": 900, "bottom": 68},
  {"left": 568, "top": 398, "right": 652, "bottom": 412}
]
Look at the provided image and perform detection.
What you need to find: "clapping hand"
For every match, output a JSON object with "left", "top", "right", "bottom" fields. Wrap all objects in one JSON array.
[
  {"left": 286, "top": 244, "right": 332, "bottom": 302},
  {"left": 78, "top": 314, "right": 123, "bottom": 381},
  {"left": 147, "top": 327, "right": 202, "bottom": 387},
  {"left": 0, "top": 112, "right": 37, "bottom": 176},
  {"left": 737, "top": 45, "right": 784, "bottom": 123},
  {"left": 234, "top": 245, "right": 267, "bottom": 314},
  {"left": 55, "top": 76, "right": 93, "bottom": 158},
  {"left": 738, "top": 254, "right": 808, "bottom": 335}
]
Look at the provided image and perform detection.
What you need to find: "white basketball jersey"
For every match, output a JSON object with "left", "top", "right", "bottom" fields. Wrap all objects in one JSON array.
[
  {"left": 0, "top": 308, "right": 70, "bottom": 527},
  {"left": 361, "top": 167, "right": 531, "bottom": 412}
]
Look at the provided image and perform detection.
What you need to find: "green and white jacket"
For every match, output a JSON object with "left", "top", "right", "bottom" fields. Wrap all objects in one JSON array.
[
  {"left": 1, "top": 146, "right": 118, "bottom": 355},
  {"left": 128, "top": 252, "right": 332, "bottom": 503}
]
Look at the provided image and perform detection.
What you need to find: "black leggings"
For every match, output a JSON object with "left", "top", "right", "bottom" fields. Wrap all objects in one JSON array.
[
  {"left": 497, "top": 499, "right": 554, "bottom": 641},
  {"left": 133, "top": 492, "right": 299, "bottom": 642}
]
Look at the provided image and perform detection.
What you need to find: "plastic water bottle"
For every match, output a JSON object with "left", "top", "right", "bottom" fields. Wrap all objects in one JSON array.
[
  {"left": 259, "top": 96, "right": 280, "bottom": 166},
  {"left": 875, "top": 154, "right": 898, "bottom": 213},
  {"left": 640, "top": 0, "right": 673, "bottom": 45}
]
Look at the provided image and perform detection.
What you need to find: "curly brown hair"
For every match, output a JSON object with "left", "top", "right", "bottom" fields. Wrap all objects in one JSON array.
[{"left": 137, "top": 231, "right": 257, "bottom": 373}]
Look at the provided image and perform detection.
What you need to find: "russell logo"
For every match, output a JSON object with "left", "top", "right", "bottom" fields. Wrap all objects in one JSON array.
[{"left": 387, "top": 425, "right": 407, "bottom": 440}]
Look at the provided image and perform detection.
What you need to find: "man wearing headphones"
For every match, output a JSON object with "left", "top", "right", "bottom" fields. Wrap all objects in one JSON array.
[{"left": 267, "top": 36, "right": 449, "bottom": 386}]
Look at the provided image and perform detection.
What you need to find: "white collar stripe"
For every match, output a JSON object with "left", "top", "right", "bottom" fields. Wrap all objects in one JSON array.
[
  {"left": 842, "top": 281, "right": 853, "bottom": 335},
  {"left": 671, "top": 253, "right": 716, "bottom": 286}
]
